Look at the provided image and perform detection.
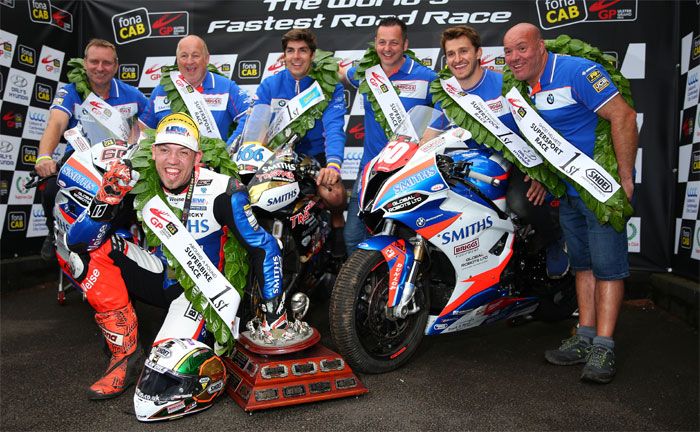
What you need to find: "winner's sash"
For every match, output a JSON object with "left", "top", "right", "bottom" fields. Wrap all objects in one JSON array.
[
  {"left": 365, "top": 64, "right": 418, "bottom": 140},
  {"left": 170, "top": 71, "right": 221, "bottom": 139},
  {"left": 505, "top": 88, "right": 621, "bottom": 202},
  {"left": 266, "top": 81, "right": 325, "bottom": 143},
  {"left": 143, "top": 195, "right": 240, "bottom": 337},
  {"left": 441, "top": 77, "right": 542, "bottom": 168},
  {"left": 80, "top": 93, "right": 131, "bottom": 141}
]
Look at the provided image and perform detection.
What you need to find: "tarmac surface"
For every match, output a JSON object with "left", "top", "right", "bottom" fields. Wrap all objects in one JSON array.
[{"left": 1, "top": 275, "right": 698, "bottom": 431}]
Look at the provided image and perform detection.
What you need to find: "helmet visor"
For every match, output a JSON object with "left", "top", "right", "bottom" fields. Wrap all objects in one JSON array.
[{"left": 136, "top": 361, "right": 199, "bottom": 401}]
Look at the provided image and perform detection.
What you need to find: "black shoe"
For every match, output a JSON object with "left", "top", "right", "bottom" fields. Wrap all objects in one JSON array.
[
  {"left": 545, "top": 334, "right": 592, "bottom": 365},
  {"left": 41, "top": 235, "right": 56, "bottom": 262},
  {"left": 581, "top": 344, "right": 616, "bottom": 384}
]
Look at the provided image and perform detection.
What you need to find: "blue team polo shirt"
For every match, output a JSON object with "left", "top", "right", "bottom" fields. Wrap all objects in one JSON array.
[
  {"left": 347, "top": 55, "right": 437, "bottom": 168},
  {"left": 529, "top": 52, "right": 619, "bottom": 195},
  {"left": 140, "top": 71, "right": 251, "bottom": 142}
]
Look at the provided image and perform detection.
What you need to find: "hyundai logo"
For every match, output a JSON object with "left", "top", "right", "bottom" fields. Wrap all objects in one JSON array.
[{"left": 12, "top": 75, "right": 27, "bottom": 88}]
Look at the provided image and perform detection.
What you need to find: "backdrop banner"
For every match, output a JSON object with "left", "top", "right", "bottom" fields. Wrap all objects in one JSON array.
[{"left": 0, "top": 0, "right": 689, "bottom": 278}]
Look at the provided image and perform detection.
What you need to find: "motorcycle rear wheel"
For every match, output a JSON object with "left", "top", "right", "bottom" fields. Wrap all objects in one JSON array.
[{"left": 329, "top": 249, "right": 429, "bottom": 374}]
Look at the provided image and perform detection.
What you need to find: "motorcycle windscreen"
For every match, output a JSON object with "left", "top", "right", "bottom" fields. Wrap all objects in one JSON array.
[{"left": 232, "top": 103, "right": 274, "bottom": 174}]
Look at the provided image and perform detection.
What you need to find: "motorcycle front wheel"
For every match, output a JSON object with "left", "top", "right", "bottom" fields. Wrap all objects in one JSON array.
[{"left": 329, "top": 249, "right": 429, "bottom": 374}]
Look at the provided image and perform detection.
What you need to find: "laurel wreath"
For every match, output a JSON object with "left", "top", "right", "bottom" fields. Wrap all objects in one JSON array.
[
  {"left": 66, "top": 58, "right": 92, "bottom": 99},
  {"left": 501, "top": 35, "right": 634, "bottom": 232},
  {"left": 266, "top": 49, "right": 341, "bottom": 151},
  {"left": 356, "top": 43, "right": 423, "bottom": 138},
  {"left": 130, "top": 64, "right": 249, "bottom": 353},
  {"left": 430, "top": 68, "right": 566, "bottom": 197}
]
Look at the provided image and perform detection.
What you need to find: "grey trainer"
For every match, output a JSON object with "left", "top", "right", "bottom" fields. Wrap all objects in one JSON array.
[
  {"left": 545, "top": 334, "right": 592, "bottom": 365},
  {"left": 581, "top": 344, "right": 616, "bottom": 384}
]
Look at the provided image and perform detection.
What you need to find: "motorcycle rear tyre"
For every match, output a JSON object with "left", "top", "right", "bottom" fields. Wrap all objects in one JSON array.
[{"left": 329, "top": 249, "right": 428, "bottom": 374}]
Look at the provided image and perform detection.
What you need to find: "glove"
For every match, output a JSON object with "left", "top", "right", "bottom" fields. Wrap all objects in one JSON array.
[{"left": 88, "top": 161, "right": 139, "bottom": 221}]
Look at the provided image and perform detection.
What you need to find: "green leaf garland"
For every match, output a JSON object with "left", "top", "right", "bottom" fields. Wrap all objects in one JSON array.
[
  {"left": 355, "top": 43, "right": 423, "bottom": 138},
  {"left": 429, "top": 68, "right": 566, "bottom": 197},
  {"left": 267, "top": 49, "right": 341, "bottom": 150},
  {"left": 501, "top": 35, "right": 634, "bottom": 232},
  {"left": 66, "top": 58, "right": 92, "bottom": 100},
  {"left": 132, "top": 65, "right": 248, "bottom": 354}
]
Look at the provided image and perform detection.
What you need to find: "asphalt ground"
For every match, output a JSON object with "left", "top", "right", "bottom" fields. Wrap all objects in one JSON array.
[{"left": 1, "top": 274, "right": 698, "bottom": 431}]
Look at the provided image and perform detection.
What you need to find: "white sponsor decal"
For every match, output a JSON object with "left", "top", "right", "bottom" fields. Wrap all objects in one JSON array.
[
  {"left": 209, "top": 54, "right": 238, "bottom": 79},
  {"left": 9, "top": 171, "right": 37, "bottom": 205},
  {"left": 3, "top": 68, "right": 36, "bottom": 106},
  {"left": 27, "top": 204, "right": 48, "bottom": 238},
  {"left": 261, "top": 52, "right": 285, "bottom": 80},
  {"left": 0, "top": 30, "right": 17, "bottom": 68},
  {"left": 626, "top": 216, "right": 640, "bottom": 253},
  {"left": 36, "top": 45, "right": 65, "bottom": 81},
  {"left": 0, "top": 135, "right": 21, "bottom": 169},
  {"left": 683, "top": 64, "right": 700, "bottom": 110},
  {"left": 22, "top": 106, "right": 49, "bottom": 141},
  {"left": 138, "top": 56, "right": 176, "bottom": 88},
  {"left": 342, "top": 147, "right": 362, "bottom": 181},
  {"left": 682, "top": 181, "right": 700, "bottom": 220}
]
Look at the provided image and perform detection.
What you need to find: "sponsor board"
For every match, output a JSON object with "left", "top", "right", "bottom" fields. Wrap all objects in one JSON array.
[
  {"left": 17, "top": 44, "right": 36, "bottom": 68},
  {"left": 0, "top": 135, "right": 21, "bottom": 169},
  {"left": 341, "top": 147, "right": 362, "bottom": 181},
  {"left": 209, "top": 54, "right": 237, "bottom": 79},
  {"left": 27, "top": 204, "right": 48, "bottom": 238},
  {"left": 34, "top": 82, "right": 52, "bottom": 104},
  {"left": 684, "top": 65, "right": 700, "bottom": 110},
  {"left": 7, "top": 210, "right": 26, "bottom": 232},
  {"left": 536, "top": 0, "right": 587, "bottom": 29},
  {"left": 27, "top": 0, "right": 51, "bottom": 24},
  {"left": 2, "top": 108, "right": 25, "bottom": 134},
  {"left": 626, "top": 216, "right": 640, "bottom": 253},
  {"left": 237, "top": 60, "right": 260, "bottom": 80},
  {"left": 680, "top": 225, "right": 692, "bottom": 250},
  {"left": 261, "top": 52, "right": 285, "bottom": 80},
  {"left": 480, "top": 46, "right": 506, "bottom": 72},
  {"left": 682, "top": 181, "right": 700, "bottom": 220},
  {"left": 3, "top": 68, "right": 35, "bottom": 106},
  {"left": 49, "top": 4, "right": 73, "bottom": 32},
  {"left": 586, "top": 0, "right": 638, "bottom": 22},
  {"left": 8, "top": 170, "right": 36, "bottom": 205},
  {"left": 692, "top": 150, "right": 700, "bottom": 174},
  {"left": 19, "top": 144, "right": 38, "bottom": 169},
  {"left": 22, "top": 106, "right": 49, "bottom": 141},
  {"left": 692, "top": 223, "right": 700, "bottom": 261},
  {"left": 148, "top": 11, "right": 189, "bottom": 38},
  {"left": 119, "top": 64, "right": 139, "bottom": 82},
  {"left": 694, "top": 107, "right": 700, "bottom": 144},
  {"left": 139, "top": 56, "right": 176, "bottom": 88},
  {"left": 112, "top": 7, "right": 151, "bottom": 44},
  {"left": 693, "top": 35, "right": 700, "bottom": 61},
  {"left": 36, "top": 45, "right": 64, "bottom": 80},
  {"left": 0, "top": 30, "right": 17, "bottom": 68}
]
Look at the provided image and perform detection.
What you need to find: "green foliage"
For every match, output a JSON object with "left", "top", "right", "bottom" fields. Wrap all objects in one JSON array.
[{"left": 500, "top": 35, "right": 634, "bottom": 231}]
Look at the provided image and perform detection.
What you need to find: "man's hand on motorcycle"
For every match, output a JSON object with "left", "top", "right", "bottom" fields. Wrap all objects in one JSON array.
[
  {"left": 316, "top": 167, "right": 340, "bottom": 188},
  {"left": 35, "top": 159, "right": 58, "bottom": 177},
  {"left": 524, "top": 175, "right": 547, "bottom": 206},
  {"left": 96, "top": 162, "right": 140, "bottom": 205}
]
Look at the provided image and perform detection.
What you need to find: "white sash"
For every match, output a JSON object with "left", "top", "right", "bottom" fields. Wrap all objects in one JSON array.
[
  {"left": 266, "top": 80, "right": 325, "bottom": 142},
  {"left": 81, "top": 93, "right": 131, "bottom": 141},
  {"left": 169, "top": 71, "right": 221, "bottom": 139},
  {"left": 365, "top": 64, "right": 418, "bottom": 140},
  {"left": 63, "top": 126, "right": 92, "bottom": 153},
  {"left": 505, "top": 88, "right": 620, "bottom": 202},
  {"left": 143, "top": 195, "right": 240, "bottom": 336},
  {"left": 441, "top": 77, "right": 543, "bottom": 168}
]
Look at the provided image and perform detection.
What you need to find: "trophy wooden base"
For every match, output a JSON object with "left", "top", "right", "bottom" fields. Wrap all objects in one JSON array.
[{"left": 223, "top": 342, "right": 368, "bottom": 411}]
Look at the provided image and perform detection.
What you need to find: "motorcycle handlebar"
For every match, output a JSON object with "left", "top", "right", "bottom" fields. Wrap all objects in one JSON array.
[{"left": 467, "top": 170, "right": 501, "bottom": 188}]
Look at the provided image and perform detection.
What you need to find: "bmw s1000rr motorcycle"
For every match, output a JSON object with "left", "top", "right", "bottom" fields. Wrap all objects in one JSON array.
[{"left": 329, "top": 106, "right": 576, "bottom": 373}]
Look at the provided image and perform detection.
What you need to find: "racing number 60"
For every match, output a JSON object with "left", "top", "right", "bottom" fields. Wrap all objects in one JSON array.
[{"left": 378, "top": 140, "right": 411, "bottom": 165}]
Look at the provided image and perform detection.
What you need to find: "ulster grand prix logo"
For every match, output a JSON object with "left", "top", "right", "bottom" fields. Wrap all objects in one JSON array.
[{"left": 112, "top": 7, "right": 189, "bottom": 44}]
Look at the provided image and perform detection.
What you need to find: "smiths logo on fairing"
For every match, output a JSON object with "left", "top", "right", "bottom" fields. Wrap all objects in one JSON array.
[
  {"left": 119, "top": 64, "right": 139, "bottom": 81},
  {"left": 440, "top": 216, "right": 493, "bottom": 244},
  {"left": 112, "top": 8, "right": 151, "bottom": 44}
]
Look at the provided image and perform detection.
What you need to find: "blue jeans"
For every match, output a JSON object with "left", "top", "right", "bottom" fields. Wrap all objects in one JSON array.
[
  {"left": 344, "top": 173, "right": 368, "bottom": 256},
  {"left": 559, "top": 194, "right": 629, "bottom": 281}
]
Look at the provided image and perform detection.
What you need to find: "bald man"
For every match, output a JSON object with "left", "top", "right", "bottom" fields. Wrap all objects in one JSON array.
[
  {"left": 503, "top": 23, "right": 638, "bottom": 384},
  {"left": 139, "top": 35, "right": 250, "bottom": 142}
]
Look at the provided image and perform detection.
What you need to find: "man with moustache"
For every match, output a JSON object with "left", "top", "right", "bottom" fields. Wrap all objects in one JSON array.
[
  {"left": 139, "top": 35, "right": 250, "bottom": 142},
  {"left": 503, "top": 22, "right": 638, "bottom": 384},
  {"left": 341, "top": 17, "right": 437, "bottom": 255}
]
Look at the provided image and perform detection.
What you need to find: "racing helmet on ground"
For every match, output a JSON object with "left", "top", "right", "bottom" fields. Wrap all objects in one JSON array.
[{"left": 134, "top": 338, "right": 227, "bottom": 422}]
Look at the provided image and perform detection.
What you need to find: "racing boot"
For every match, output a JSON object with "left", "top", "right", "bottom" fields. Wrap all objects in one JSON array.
[
  {"left": 87, "top": 302, "right": 142, "bottom": 400},
  {"left": 260, "top": 293, "right": 290, "bottom": 341}
]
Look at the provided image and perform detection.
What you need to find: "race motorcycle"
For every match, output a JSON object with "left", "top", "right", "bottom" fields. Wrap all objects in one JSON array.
[
  {"left": 329, "top": 106, "right": 576, "bottom": 373},
  {"left": 230, "top": 103, "right": 338, "bottom": 322}
]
